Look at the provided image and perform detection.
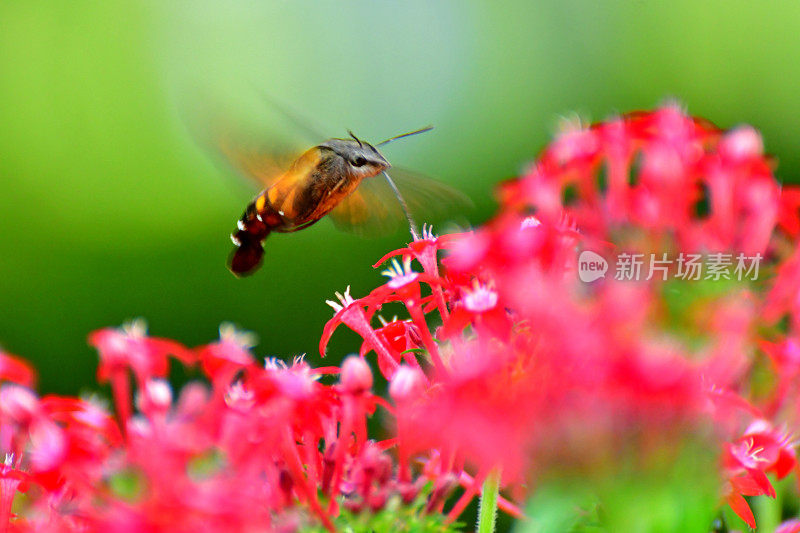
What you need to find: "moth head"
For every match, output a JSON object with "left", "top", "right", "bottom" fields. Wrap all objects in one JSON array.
[{"left": 320, "top": 134, "right": 390, "bottom": 177}]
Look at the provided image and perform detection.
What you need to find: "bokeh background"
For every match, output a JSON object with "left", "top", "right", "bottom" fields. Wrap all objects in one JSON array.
[{"left": 2, "top": 0, "right": 800, "bottom": 396}]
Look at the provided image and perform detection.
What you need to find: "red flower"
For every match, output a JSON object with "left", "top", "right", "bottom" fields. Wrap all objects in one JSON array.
[
  {"left": 360, "top": 318, "right": 423, "bottom": 378},
  {"left": 778, "top": 187, "right": 800, "bottom": 238},
  {"left": 374, "top": 225, "right": 459, "bottom": 319},
  {"left": 723, "top": 437, "right": 777, "bottom": 528},
  {"left": 319, "top": 287, "right": 400, "bottom": 378},
  {"left": 0, "top": 351, "right": 35, "bottom": 387},
  {"left": 88, "top": 320, "right": 194, "bottom": 426},
  {"left": 90, "top": 320, "right": 195, "bottom": 385},
  {"left": 442, "top": 281, "right": 511, "bottom": 340},
  {"left": 504, "top": 104, "right": 779, "bottom": 256},
  {"left": 370, "top": 257, "right": 446, "bottom": 373},
  {"left": 196, "top": 323, "right": 256, "bottom": 388}
]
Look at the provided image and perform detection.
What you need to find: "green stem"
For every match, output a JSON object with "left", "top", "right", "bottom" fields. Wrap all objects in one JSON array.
[{"left": 477, "top": 469, "right": 501, "bottom": 533}]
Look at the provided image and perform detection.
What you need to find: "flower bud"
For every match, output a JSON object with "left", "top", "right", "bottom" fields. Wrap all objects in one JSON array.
[
  {"left": 389, "top": 366, "right": 426, "bottom": 402},
  {"left": 720, "top": 126, "right": 763, "bottom": 161},
  {"left": 340, "top": 356, "right": 373, "bottom": 395},
  {"left": 136, "top": 379, "right": 172, "bottom": 415}
]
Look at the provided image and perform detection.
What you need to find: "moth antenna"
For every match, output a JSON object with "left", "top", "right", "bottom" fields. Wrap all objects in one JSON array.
[
  {"left": 348, "top": 130, "right": 363, "bottom": 148},
  {"left": 382, "top": 171, "right": 419, "bottom": 240},
  {"left": 376, "top": 125, "right": 434, "bottom": 147}
]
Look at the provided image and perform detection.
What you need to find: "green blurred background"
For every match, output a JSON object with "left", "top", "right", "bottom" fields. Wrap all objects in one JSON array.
[{"left": 2, "top": 0, "right": 800, "bottom": 395}]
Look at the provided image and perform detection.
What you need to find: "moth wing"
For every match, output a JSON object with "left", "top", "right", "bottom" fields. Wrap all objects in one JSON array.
[
  {"left": 329, "top": 168, "right": 472, "bottom": 237},
  {"left": 215, "top": 133, "right": 296, "bottom": 190},
  {"left": 185, "top": 93, "right": 326, "bottom": 191},
  {"left": 328, "top": 179, "right": 403, "bottom": 238}
]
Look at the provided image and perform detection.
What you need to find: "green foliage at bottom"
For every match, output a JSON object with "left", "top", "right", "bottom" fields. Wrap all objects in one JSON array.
[{"left": 302, "top": 485, "right": 463, "bottom": 533}]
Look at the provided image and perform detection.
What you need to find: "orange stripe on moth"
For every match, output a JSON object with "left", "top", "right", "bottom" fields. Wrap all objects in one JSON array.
[{"left": 255, "top": 194, "right": 267, "bottom": 212}]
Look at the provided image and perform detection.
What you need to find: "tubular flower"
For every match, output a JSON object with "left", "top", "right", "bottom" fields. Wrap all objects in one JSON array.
[
  {"left": 360, "top": 318, "right": 423, "bottom": 378},
  {"left": 370, "top": 257, "right": 445, "bottom": 373},
  {"left": 320, "top": 286, "right": 400, "bottom": 377},
  {"left": 441, "top": 280, "right": 510, "bottom": 340}
]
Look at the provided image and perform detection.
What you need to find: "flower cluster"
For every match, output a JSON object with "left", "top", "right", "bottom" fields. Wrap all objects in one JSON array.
[
  {"left": 4, "top": 105, "right": 800, "bottom": 531},
  {"left": 323, "top": 105, "right": 800, "bottom": 529},
  {"left": 0, "top": 321, "right": 470, "bottom": 532}
]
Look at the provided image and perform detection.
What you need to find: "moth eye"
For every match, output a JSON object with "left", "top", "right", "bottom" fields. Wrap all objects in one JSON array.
[{"left": 352, "top": 156, "right": 367, "bottom": 167}]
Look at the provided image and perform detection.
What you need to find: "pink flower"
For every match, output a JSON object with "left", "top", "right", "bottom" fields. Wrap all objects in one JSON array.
[
  {"left": 370, "top": 257, "right": 446, "bottom": 373},
  {"left": 339, "top": 356, "right": 373, "bottom": 396},
  {"left": 778, "top": 519, "right": 800, "bottom": 533},
  {"left": 374, "top": 225, "right": 458, "bottom": 319}
]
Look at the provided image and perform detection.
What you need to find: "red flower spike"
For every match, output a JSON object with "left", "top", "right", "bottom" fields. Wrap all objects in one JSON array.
[
  {"left": 89, "top": 320, "right": 194, "bottom": 385},
  {"left": 390, "top": 366, "right": 428, "bottom": 483},
  {"left": 328, "top": 359, "right": 378, "bottom": 509},
  {"left": 508, "top": 105, "right": 778, "bottom": 257},
  {"left": 279, "top": 429, "right": 336, "bottom": 532},
  {"left": 778, "top": 187, "right": 800, "bottom": 238}
]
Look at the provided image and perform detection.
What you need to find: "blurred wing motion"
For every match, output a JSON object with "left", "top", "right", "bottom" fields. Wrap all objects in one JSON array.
[
  {"left": 187, "top": 94, "right": 322, "bottom": 191},
  {"left": 209, "top": 123, "right": 312, "bottom": 192},
  {"left": 215, "top": 134, "right": 292, "bottom": 190},
  {"left": 329, "top": 167, "right": 472, "bottom": 237}
]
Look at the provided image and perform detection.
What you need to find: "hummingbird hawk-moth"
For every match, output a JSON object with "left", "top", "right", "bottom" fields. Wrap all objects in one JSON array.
[{"left": 196, "top": 98, "right": 469, "bottom": 276}]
